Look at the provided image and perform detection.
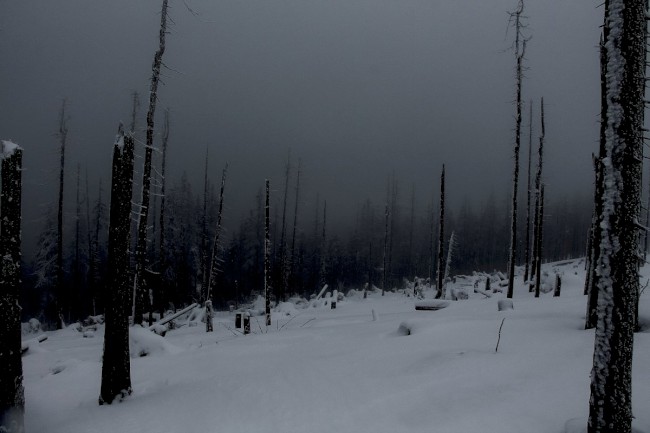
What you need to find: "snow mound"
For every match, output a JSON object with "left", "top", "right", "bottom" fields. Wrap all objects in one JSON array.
[
  {"left": 129, "top": 326, "right": 181, "bottom": 358},
  {"left": 275, "top": 301, "right": 299, "bottom": 316},
  {"left": 21, "top": 318, "right": 42, "bottom": 335}
]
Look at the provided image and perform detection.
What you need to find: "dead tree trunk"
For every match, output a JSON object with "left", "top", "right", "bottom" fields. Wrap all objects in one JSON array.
[
  {"left": 158, "top": 109, "right": 169, "bottom": 319},
  {"left": 588, "top": 0, "right": 645, "bottom": 429},
  {"left": 382, "top": 203, "right": 390, "bottom": 296},
  {"left": 289, "top": 159, "right": 301, "bottom": 297},
  {"left": 534, "top": 184, "right": 544, "bottom": 298},
  {"left": 523, "top": 101, "right": 534, "bottom": 282},
  {"left": 56, "top": 100, "right": 68, "bottom": 328},
  {"left": 278, "top": 151, "right": 291, "bottom": 302},
  {"left": 133, "top": 0, "right": 168, "bottom": 326},
  {"left": 100, "top": 126, "right": 134, "bottom": 405},
  {"left": 506, "top": 0, "right": 528, "bottom": 299},
  {"left": 0, "top": 141, "right": 24, "bottom": 433},
  {"left": 531, "top": 98, "right": 546, "bottom": 289},
  {"left": 436, "top": 165, "right": 446, "bottom": 299},
  {"left": 205, "top": 165, "right": 228, "bottom": 333},
  {"left": 200, "top": 146, "right": 210, "bottom": 304},
  {"left": 264, "top": 180, "right": 272, "bottom": 326}
]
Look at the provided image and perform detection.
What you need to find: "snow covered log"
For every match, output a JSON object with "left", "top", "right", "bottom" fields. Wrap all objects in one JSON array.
[
  {"left": 414, "top": 300, "right": 449, "bottom": 311},
  {"left": 20, "top": 334, "right": 48, "bottom": 355},
  {"left": 150, "top": 303, "right": 198, "bottom": 329}
]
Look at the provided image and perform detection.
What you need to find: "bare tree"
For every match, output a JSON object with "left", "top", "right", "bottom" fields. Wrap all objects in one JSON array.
[
  {"left": 523, "top": 100, "right": 533, "bottom": 282},
  {"left": 264, "top": 180, "right": 272, "bottom": 326},
  {"left": 205, "top": 165, "right": 227, "bottom": 333},
  {"left": 588, "top": 0, "right": 645, "bottom": 430},
  {"left": 506, "top": 0, "right": 528, "bottom": 299},
  {"left": 133, "top": 0, "right": 169, "bottom": 325},
  {"left": 278, "top": 151, "right": 292, "bottom": 302},
  {"left": 382, "top": 203, "right": 390, "bottom": 296},
  {"left": 158, "top": 109, "right": 170, "bottom": 318},
  {"left": 0, "top": 141, "right": 24, "bottom": 433},
  {"left": 56, "top": 99, "right": 68, "bottom": 328},
  {"left": 436, "top": 165, "right": 445, "bottom": 299},
  {"left": 289, "top": 159, "right": 301, "bottom": 296}
]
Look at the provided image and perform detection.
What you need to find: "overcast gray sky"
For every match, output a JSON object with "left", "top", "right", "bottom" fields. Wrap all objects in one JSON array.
[{"left": 1, "top": 0, "right": 603, "bottom": 254}]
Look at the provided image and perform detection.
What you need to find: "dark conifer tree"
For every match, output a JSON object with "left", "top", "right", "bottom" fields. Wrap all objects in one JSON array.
[{"left": 436, "top": 165, "right": 446, "bottom": 299}]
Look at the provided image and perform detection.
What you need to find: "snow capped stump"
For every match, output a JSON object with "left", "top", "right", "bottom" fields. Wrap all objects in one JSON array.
[
  {"left": 414, "top": 300, "right": 449, "bottom": 311},
  {"left": 497, "top": 299, "right": 514, "bottom": 311}
]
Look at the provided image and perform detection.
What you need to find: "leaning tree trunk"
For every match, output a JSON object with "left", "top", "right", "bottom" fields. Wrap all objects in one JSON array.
[
  {"left": 0, "top": 141, "right": 24, "bottom": 433},
  {"left": 100, "top": 127, "right": 135, "bottom": 405},
  {"left": 587, "top": 0, "right": 645, "bottom": 430},
  {"left": 133, "top": 0, "right": 168, "bottom": 326}
]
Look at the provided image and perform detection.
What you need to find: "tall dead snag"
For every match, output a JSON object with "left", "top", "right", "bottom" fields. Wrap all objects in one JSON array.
[
  {"left": 205, "top": 165, "right": 228, "bottom": 333},
  {"left": 200, "top": 146, "right": 210, "bottom": 304},
  {"left": 382, "top": 203, "right": 390, "bottom": 296},
  {"left": 289, "top": 159, "right": 301, "bottom": 296},
  {"left": 523, "top": 101, "right": 533, "bottom": 282},
  {"left": 158, "top": 109, "right": 169, "bottom": 319},
  {"left": 531, "top": 99, "right": 546, "bottom": 289},
  {"left": 133, "top": 0, "right": 168, "bottom": 326},
  {"left": 278, "top": 151, "right": 291, "bottom": 302},
  {"left": 100, "top": 126, "right": 134, "bottom": 405},
  {"left": 533, "top": 100, "right": 546, "bottom": 298},
  {"left": 264, "top": 180, "right": 272, "bottom": 326},
  {"left": 506, "top": 0, "right": 528, "bottom": 299},
  {"left": 533, "top": 184, "right": 544, "bottom": 298},
  {"left": 0, "top": 141, "right": 24, "bottom": 433},
  {"left": 436, "top": 165, "right": 445, "bottom": 299},
  {"left": 587, "top": 0, "right": 645, "bottom": 429},
  {"left": 56, "top": 99, "right": 68, "bottom": 328}
]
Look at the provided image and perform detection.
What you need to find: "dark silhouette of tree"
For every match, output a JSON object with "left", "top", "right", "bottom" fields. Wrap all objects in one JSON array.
[
  {"left": 99, "top": 126, "right": 134, "bottom": 405},
  {"left": 0, "top": 141, "right": 24, "bottom": 433},
  {"left": 436, "top": 165, "right": 445, "bottom": 299},
  {"left": 133, "top": 0, "right": 169, "bottom": 326},
  {"left": 506, "top": 0, "right": 528, "bottom": 299}
]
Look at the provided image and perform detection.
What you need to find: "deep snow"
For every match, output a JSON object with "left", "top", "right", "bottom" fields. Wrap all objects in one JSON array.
[{"left": 20, "top": 259, "right": 650, "bottom": 433}]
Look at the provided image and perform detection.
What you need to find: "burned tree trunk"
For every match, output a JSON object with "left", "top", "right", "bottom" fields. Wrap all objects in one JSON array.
[
  {"left": 100, "top": 126, "right": 134, "bottom": 405},
  {"left": 0, "top": 141, "right": 24, "bottom": 433}
]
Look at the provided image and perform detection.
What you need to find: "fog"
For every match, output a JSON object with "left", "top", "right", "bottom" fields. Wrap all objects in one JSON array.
[{"left": 0, "top": 0, "right": 602, "bottom": 257}]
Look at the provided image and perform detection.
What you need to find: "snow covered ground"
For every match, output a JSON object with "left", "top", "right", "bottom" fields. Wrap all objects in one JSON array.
[{"left": 21, "top": 259, "right": 650, "bottom": 433}]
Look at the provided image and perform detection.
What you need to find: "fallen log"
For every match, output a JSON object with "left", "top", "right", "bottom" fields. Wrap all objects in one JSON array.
[
  {"left": 21, "top": 334, "right": 48, "bottom": 355},
  {"left": 414, "top": 300, "right": 450, "bottom": 311},
  {"left": 149, "top": 303, "right": 198, "bottom": 330}
]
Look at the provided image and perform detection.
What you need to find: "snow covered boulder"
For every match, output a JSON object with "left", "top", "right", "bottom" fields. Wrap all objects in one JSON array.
[{"left": 497, "top": 299, "right": 514, "bottom": 311}]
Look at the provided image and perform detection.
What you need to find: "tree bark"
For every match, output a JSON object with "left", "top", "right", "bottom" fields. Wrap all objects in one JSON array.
[
  {"left": 0, "top": 142, "right": 24, "bottom": 433},
  {"left": 100, "top": 126, "right": 134, "bottom": 405},
  {"left": 587, "top": 0, "right": 645, "bottom": 430}
]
